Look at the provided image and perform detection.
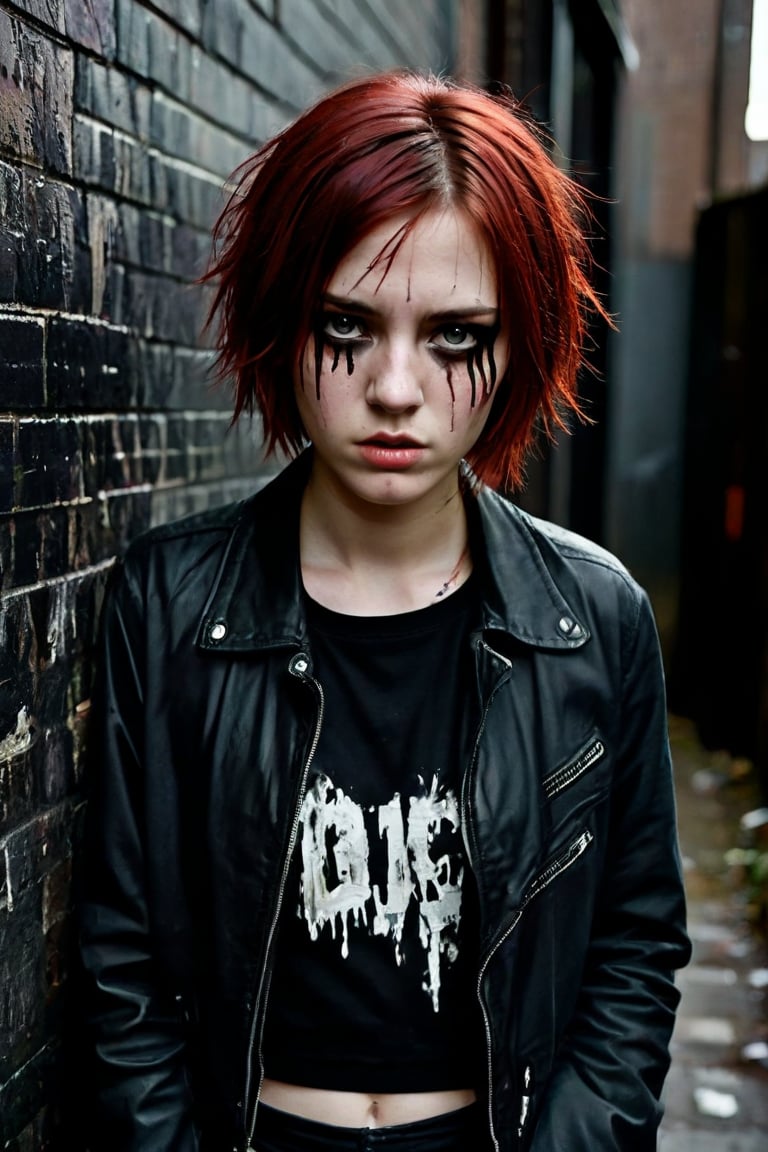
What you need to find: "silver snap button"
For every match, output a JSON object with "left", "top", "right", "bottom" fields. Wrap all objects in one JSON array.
[
  {"left": 558, "top": 615, "right": 573, "bottom": 634},
  {"left": 210, "top": 622, "right": 227, "bottom": 642}
]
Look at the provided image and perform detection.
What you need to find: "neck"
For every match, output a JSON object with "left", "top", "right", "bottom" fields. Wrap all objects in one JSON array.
[{"left": 299, "top": 467, "right": 471, "bottom": 614}]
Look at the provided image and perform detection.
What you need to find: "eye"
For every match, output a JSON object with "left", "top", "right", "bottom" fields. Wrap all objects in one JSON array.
[
  {"left": 445, "top": 324, "right": 473, "bottom": 346},
  {"left": 431, "top": 324, "right": 481, "bottom": 353},
  {"left": 323, "top": 312, "right": 366, "bottom": 341}
]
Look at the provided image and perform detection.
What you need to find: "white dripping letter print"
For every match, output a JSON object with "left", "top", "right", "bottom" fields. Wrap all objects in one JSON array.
[
  {"left": 297, "top": 773, "right": 464, "bottom": 1010},
  {"left": 300, "top": 775, "right": 370, "bottom": 958}
]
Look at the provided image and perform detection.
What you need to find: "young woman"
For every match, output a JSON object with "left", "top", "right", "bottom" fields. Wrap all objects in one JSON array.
[{"left": 79, "top": 71, "right": 690, "bottom": 1152}]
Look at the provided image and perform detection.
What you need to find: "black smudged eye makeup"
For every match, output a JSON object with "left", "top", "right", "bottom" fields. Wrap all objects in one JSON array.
[
  {"left": 323, "top": 312, "right": 368, "bottom": 377},
  {"left": 433, "top": 322, "right": 499, "bottom": 407},
  {"left": 311, "top": 311, "right": 366, "bottom": 389},
  {"left": 308, "top": 308, "right": 500, "bottom": 402},
  {"left": 334, "top": 346, "right": 354, "bottom": 375},
  {"left": 466, "top": 336, "right": 498, "bottom": 407}
]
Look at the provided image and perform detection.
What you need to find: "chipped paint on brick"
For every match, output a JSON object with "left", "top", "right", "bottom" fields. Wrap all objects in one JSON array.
[{"left": 0, "top": 706, "right": 35, "bottom": 763}]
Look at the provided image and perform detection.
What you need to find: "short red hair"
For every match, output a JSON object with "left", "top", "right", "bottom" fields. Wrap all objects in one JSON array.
[{"left": 204, "top": 71, "right": 608, "bottom": 491}]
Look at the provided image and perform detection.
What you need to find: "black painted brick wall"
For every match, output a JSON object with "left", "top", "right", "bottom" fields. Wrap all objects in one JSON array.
[{"left": 0, "top": 1, "right": 456, "bottom": 1146}]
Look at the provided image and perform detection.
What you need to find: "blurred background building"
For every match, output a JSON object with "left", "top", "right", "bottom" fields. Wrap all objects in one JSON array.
[
  {"left": 475, "top": 0, "right": 768, "bottom": 798},
  {"left": 0, "top": 0, "right": 766, "bottom": 1146}
]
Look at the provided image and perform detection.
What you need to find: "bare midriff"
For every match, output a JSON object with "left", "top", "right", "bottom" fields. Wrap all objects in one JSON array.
[{"left": 260, "top": 1079, "right": 477, "bottom": 1128}]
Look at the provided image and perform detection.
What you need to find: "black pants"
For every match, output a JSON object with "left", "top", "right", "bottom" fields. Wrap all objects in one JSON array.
[{"left": 252, "top": 1102, "right": 485, "bottom": 1151}]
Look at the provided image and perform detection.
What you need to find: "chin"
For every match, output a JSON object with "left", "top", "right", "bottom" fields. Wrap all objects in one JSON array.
[
  {"left": 362, "top": 477, "right": 454, "bottom": 511},
  {"left": 337, "top": 472, "right": 423, "bottom": 505}
]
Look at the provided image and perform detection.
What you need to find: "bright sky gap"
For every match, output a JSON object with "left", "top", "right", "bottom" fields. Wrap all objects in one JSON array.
[{"left": 746, "top": 0, "right": 768, "bottom": 140}]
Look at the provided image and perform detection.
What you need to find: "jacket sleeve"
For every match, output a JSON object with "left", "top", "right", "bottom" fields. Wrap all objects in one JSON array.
[
  {"left": 78, "top": 555, "right": 200, "bottom": 1152},
  {"left": 529, "top": 588, "right": 691, "bottom": 1151}
]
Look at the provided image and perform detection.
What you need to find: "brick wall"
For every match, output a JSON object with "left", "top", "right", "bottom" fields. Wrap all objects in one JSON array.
[{"left": 0, "top": 2, "right": 456, "bottom": 1146}]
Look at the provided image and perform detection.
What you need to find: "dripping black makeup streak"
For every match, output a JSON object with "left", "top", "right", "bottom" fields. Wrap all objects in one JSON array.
[
  {"left": 466, "top": 324, "right": 499, "bottom": 407},
  {"left": 444, "top": 363, "right": 456, "bottom": 431},
  {"left": 310, "top": 310, "right": 359, "bottom": 395},
  {"left": 433, "top": 321, "right": 499, "bottom": 414},
  {"left": 466, "top": 353, "right": 477, "bottom": 408},
  {"left": 325, "top": 339, "right": 355, "bottom": 377},
  {"left": 312, "top": 299, "right": 499, "bottom": 410},
  {"left": 312, "top": 317, "right": 325, "bottom": 399}
]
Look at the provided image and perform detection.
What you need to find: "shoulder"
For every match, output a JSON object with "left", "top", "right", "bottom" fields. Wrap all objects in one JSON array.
[
  {"left": 113, "top": 457, "right": 306, "bottom": 611},
  {"left": 521, "top": 506, "right": 635, "bottom": 583},
  {"left": 108, "top": 499, "right": 245, "bottom": 616},
  {"left": 474, "top": 484, "right": 651, "bottom": 649},
  {"left": 522, "top": 505, "right": 649, "bottom": 633},
  {"left": 122, "top": 496, "right": 244, "bottom": 573},
  {"left": 121, "top": 460, "right": 295, "bottom": 569},
  {"left": 124, "top": 498, "right": 245, "bottom": 558},
  {"left": 479, "top": 484, "right": 638, "bottom": 586}
]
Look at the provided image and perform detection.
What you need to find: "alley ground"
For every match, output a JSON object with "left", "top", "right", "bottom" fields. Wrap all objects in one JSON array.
[{"left": 659, "top": 715, "right": 768, "bottom": 1150}]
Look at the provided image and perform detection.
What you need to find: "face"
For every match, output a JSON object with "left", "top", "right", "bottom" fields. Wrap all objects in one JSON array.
[{"left": 294, "top": 208, "right": 508, "bottom": 515}]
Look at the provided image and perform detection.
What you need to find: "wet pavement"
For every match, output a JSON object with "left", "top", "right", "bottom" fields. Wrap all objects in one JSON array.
[{"left": 660, "top": 715, "right": 768, "bottom": 1150}]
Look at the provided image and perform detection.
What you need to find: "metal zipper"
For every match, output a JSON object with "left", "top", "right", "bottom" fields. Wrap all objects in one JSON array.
[
  {"left": 244, "top": 653, "right": 324, "bottom": 1150},
  {"left": 542, "top": 739, "right": 605, "bottom": 800},
  {"left": 460, "top": 639, "right": 513, "bottom": 867},
  {"left": 475, "top": 911, "right": 521, "bottom": 1152},
  {"left": 475, "top": 829, "right": 594, "bottom": 1151},
  {"left": 523, "top": 831, "right": 593, "bottom": 903},
  {"left": 460, "top": 638, "right": 513, "bottom": 1152}
]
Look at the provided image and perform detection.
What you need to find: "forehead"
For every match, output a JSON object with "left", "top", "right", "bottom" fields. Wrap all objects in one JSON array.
[{"left": 327, "top": 208, "right": 497, "bottom": 306}]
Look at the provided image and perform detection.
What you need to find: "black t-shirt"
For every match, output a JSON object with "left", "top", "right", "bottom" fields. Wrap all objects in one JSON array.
[{"left": 261, "top": 576, "right": 484, "bottom": 1092}]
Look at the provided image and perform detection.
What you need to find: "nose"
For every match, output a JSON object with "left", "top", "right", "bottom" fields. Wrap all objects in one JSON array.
[{"left": 365, "top": 341, "right": 424, "bottom": 413}]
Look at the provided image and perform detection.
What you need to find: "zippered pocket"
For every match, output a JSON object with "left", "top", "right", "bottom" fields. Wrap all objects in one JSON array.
[
  {"left": 542, "top": 738, "right": 605, "bottom": 801},
  {"left": 476, "top": 829, "right": 593, "bottom": 1152},
  {"left": 523, "top": 829, "right": 594, "bottom": 906}
]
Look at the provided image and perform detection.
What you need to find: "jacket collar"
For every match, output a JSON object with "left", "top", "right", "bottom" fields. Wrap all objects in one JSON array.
[
  {"left": 196, "top": 451, "right": 589, "bottom": 654},
  {"left": 468, "top": 481, "right": 590, "bottom": 649}
]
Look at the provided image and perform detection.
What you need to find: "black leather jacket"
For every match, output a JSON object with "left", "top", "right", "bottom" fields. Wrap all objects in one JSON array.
[{"left": 79, "top": 452, "right": 690, "bottom": 1152}]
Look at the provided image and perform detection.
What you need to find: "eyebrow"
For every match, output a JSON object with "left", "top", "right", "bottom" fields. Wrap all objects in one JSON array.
[{"left": 322, "top": 292, "right": 499, "bottom": 322}]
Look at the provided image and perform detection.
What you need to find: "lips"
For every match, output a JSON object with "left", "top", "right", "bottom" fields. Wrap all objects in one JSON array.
[
  {"left": 359, "top": 433, "right": 425, "bottom": 448},
  {"left": 357, "top": 433, "right": 425, "bottom": 469}
]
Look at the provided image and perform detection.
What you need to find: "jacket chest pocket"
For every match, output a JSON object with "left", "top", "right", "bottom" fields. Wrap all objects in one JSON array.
[{"left": 541, "top": 734, "right": 609, "bottom": 841}]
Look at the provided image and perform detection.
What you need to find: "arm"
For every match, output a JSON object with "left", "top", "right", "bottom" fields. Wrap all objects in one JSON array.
[
  {"left": 530, "top": 589, "right": 691, "bottom": 1151},
  {"left": 78, "top": 557, "right": 199, "bottom": 1152}
]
